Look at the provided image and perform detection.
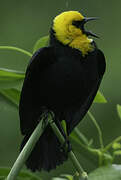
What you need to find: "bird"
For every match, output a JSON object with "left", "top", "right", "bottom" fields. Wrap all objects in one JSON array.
[{"left": 19, "top": 11, "right": 106, "bottom": 172}]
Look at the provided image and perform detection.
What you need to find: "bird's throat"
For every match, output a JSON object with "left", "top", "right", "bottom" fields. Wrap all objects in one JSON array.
[{"left": 69, "top": 35, "right": 94, "bottom": 56}]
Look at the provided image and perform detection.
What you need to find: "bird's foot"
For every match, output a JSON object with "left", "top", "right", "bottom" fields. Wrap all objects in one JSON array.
[{"left": 39, "top": 108, "right": 54, "bottom": 128}]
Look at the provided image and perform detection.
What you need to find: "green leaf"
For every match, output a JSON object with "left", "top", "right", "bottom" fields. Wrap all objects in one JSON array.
[
  {"left": 0, "top": 88, "right": 20, "bottom": 107},
  {"left": 61, "top": 120, "right": 67, "bottom": 136},
  {"left": 0, "top": 68, "right": 25, "bottom": 78},
  {"left": 0, "top": 68, "right": 24, "bottom": 89},
  {"left": 60, "top": 174, "right": 74, "bottom": 180},
  {"left": 88, "top": 164, "right": 121, "bottom": 180},
  {"left": 0, "top": 79, "right": 23, "bottom": 90},
  {"left": 52, "top": 178, "right": 66, "bottom": 180},
  {"left": 94, "top": 91, "right": 107, "bottom": 103},
  {"left": 33, "top": 35, "right": 49, "bottom": 53},
  {"left": 112, "top": 142, "right": 121, "bottom": 150},
  {"left": 0, "top": 167, "right": 41, "bottom": 180},
  {"left": 52, "top": 174, "right": 73, "bottom": 180},
  {"left": 113, "top": 150, "right": 121, "bottom": 156},
  {"left": 117, "top": 104, "right": 121, "bottom": 120}
]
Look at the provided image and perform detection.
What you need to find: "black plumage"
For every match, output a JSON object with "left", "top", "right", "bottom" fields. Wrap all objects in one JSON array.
[{"left": 19, "top": 13, "right": 106, "bottom": 172}]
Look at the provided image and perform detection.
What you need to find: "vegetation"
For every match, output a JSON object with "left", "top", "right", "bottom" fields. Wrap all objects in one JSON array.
[{"left": 0, "top": 36, "right": 121, "bottom": 180}]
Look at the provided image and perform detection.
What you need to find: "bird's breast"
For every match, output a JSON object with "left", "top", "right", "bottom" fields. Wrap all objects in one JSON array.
[
  {"left": 40, "top": 57, "right": 82, "bottom": 92},
  {"left": 38, "top": 55, "right": 98, "bottom": 109}
]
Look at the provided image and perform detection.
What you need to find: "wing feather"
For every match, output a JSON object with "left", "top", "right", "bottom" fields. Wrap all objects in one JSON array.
[{"left": 19, "top": 47, "right": 55, "bottom": 135}]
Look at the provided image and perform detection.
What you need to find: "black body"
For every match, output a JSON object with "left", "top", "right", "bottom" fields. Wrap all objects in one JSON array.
[{"left": 19, "top": 30, "right": 106, "bottom": 171}]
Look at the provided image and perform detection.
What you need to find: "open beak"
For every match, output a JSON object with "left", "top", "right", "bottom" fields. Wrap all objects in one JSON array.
[{"left": 81, "top": 17, "right": 99, "bottom": 38}]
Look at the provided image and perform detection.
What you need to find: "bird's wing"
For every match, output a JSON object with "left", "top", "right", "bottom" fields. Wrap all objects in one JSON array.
[
  {"left": 19, "top": 47, "right": 56, "bottom": 135},
  {"left": 66, "top": 49, "right": 106, "bottom": 134}
]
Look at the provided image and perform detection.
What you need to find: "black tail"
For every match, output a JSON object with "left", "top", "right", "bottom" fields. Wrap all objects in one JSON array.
[{"left": 21, "top": 125, "right": 68, "bottom": 172}]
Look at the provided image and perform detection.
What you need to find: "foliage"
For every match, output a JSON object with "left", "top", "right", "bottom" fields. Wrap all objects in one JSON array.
[
  {"left": 0, "top": 35, "right": 121, "bottom": 180},
  {"left": 0, "top": 167, "right": 40, "bottom": 180},
  {"left": 52, "top": 165, "right": 121, "bottom": 180}
]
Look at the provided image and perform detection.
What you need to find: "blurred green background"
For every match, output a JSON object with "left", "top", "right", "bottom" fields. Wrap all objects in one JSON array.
[{"left": 0, "top": 0, "right": 121, "bottom": 179}]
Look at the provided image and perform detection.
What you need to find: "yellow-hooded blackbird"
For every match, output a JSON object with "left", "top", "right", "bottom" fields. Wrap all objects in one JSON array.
[{"left": 19, "top": 11, "right": 106, "bottom": 171}]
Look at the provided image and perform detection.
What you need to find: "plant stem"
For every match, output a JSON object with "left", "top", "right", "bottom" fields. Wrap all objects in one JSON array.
[
  {"left": 69, "top": 151, "right": 88, "bottom": 179},
  {"left": 0, "top": 46, "right": 32, "bottom": 57},
  {"left": 6, "top": 113, "right": 88, "bottom": 180},
  {"left": 103, "top": 136, "right": 121, "bottom": 152},
  {"left": 88, "top": 111, "right": 104, "bottom": 149},
  {"left": 50, "top": 120, "right": 88, "bottom": 179},
  {"left": 74, "top": 127, "right": 89, "bottom": 146},
  {"left": 6, "top": 117, "right": 47, "bottom": 180}
]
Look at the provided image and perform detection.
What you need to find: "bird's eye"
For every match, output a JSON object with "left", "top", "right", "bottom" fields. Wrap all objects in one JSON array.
[{"left": 72, "top": 21, "right": 82, "bottom": 28}]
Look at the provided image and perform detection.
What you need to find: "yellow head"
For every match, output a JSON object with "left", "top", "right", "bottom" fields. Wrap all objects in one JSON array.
[{"left": 53, "top": 11, "right": 98, "bottom": 56}]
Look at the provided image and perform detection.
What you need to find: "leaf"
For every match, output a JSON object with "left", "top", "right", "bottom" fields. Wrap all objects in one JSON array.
[
  {"left": 0, "top": 79, "right": 23, "bottom": 90},
  {"left": 52, "top": 178, "right": 66, "bottom": 180},
  {"left": 52, "top": 174, "right": 73, "bottom": 180},
  {"left": 60, "top": 174, "right": 74, "bottom": 180},
  {"left": 112, "top": 142, "right": 121, "bottom": 150},
  {"left": 0, "top": 68, "right": 24, "bottom": 89},
  {"left": 94, "top": 91, "right": 107, "bottom": 103},
  {"left": 33, "top": 35, "right": 49, "bottom": 53},
  {"left": 0, "top": 88, "right": 20, "bottom": 107},
  {"left": 0, "top": 68, "right": 25, "bottom": 78},
  {"left": 113, "top": 150, "right": 121, "bottom": 156},
  {"left": 88, "top": 164, "right": 121, "bottom": 180},
  {"left": 61, "top": 120, "right": 67, "bottom": 135},
  {"left": 0, "top": 167, "right": 41, "bottom": 180},
  {"left": 117, "top": 104, "right": 121, "bottom": 120}
]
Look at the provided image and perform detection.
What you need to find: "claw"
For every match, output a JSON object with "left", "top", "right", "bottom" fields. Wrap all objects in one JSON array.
[{"left": 39, "top": 108, "right": 55, "bottom": 128}]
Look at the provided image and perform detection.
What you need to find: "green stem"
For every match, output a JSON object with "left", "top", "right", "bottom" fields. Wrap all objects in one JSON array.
[
  {"left": 50, "top": 120, "right": 88, "bottom": 179},
  {"left": 0, "top": 46, "right": 32, "bottom": 57},
  {"left": 74, "top": 127, "right": 89, "bottom": 146},
  {"left": 88, "top": 111, "right": 104, "bottom": 149},
  {"left": 6, "top": 113, "right": 88, "bottom": 180},
  {"left": 103, "top": 136, "right": 121, "bottom": 152},
  {"left": 6, "top": 117, "right": 47, "bottom": 180},
  {"left": 69, "top": 151, "right": 88, "bottom": 179}
]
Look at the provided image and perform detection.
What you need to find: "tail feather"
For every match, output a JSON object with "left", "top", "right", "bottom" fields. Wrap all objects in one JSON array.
[{"left": 21, "top": 125, "right": 68, "bottom": 171}]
